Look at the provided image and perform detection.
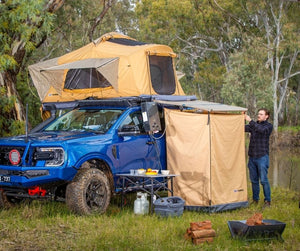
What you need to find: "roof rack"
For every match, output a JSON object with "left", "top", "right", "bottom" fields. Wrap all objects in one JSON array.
[{"left": 42, "top": 96, "right": 153, "bottom": 111}]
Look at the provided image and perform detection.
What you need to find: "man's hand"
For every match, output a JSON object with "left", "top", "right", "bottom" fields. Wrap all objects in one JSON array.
[{"left": 245, "top": 114, "right": 251, "bottom": 122}]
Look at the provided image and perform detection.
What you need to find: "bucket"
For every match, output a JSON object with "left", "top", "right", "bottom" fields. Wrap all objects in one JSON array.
[{"left": 154, "top": 196, "right": 185, "bottom": 217}]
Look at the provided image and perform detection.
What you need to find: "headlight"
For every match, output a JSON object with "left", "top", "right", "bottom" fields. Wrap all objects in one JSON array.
[{"left": 34, "top": 147, "right": 65, "bottom": 166}]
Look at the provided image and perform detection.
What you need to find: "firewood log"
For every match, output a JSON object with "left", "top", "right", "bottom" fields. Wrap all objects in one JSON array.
[
  {"left": 191, "top": 229, "right": 216, "bottom": 239},
  {"left": 246, "top": 213, "right": 263, "bottom": 226},
  {"left": 192, "top": 237, "right": 214, "bottom": 245},
  {"left": 190, "top": 220, "right": 212, "bottom": 231},
  {"left": 184, "top": 232, "right": 192, "bottom": 240}
]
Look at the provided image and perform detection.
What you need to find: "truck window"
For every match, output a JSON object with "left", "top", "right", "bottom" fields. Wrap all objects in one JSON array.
[
  {"left": 44, "top": 108, "right": 124, "bottom": 133},
  {"left": 120, "top": 111, "right": 146, "bottom": 134}
]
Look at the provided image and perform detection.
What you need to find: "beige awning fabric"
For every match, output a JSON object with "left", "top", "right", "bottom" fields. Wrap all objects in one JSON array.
[
  {"left": 40, "top": 58, "right": 119, "bottom": 93},
  {"left": 155, "top": 99, "right": 247, "bottom": 112},
  {"left": 28, "top": 57, "right": 119, "bottom": 101}
]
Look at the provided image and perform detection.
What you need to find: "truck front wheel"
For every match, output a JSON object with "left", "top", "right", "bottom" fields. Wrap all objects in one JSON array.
[
  {"left": 66, "top": 168, "right": 111, "bottom": 215},
  {"left": 0, "top": 190, "right": 27, "bottom": 209}
]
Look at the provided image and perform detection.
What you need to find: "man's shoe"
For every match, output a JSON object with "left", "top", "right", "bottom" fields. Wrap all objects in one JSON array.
[
  {"left": 251, "top": 200, "right": 258, "bottom": 205},
  {"left": 264, "top": 201, "right": 271, "bottom": 207}
]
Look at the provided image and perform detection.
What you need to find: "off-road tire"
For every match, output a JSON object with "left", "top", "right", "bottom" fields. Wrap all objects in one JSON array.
[
  {"left": 0, "top": 190, "right": 13, "bottom": 209},
  {"left": 0, "top": 190, "right": 27, "bottom": 209},
  {"left": 66, "top": 168, "right": 111, "bottom": 215}
]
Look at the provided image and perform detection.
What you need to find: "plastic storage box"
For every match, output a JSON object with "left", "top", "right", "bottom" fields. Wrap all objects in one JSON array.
[
  {"left": 227, "top": 220, "right": 286, "bottom": 241},
  {"left": 154, "top": 196, "right": 185, "bottom": 217}
]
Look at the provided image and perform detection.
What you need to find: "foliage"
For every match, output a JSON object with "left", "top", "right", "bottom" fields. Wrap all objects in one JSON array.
[
  {"left": 278, "top": 126, "right": 300, "bottom": 133},
  {"left": 221, "top": 36, "right": 273, "bottom": 117},
  {"left": 31, "top": 0, "right": 137, "bottom": 61},
  {"left": 0, "top": 87, "right": 24, "bottom": 136},
  {"left": 0, "top": 0, "right": 54, "bottom": 70},
  {"left": 0, "top": 0, "right": 56, "bottom": 133},
  {"left": 135, "top": 0, "right": 263, "bottom": 100},
  {"left": 1, "top": 0, "right": 299, "bottom": 136},
  {"left": 243, "top": 0, "right": 300, "bottom": 130},
  {"left": 16, "top": 69, "right": 43, "bottom": 129},
  {"left": 0, "top": 186, "right": 299, "bottom": 250}
]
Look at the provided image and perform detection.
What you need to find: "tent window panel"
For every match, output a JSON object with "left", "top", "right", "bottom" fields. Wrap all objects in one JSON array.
[
  {"left": 64, "top": 68, "right": 111, "bottom": 90},
  {"left": 149, "top": 55, "right": 176, "bottom": 95}
]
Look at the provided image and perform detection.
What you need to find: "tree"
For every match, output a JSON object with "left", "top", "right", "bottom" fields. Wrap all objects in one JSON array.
[
  {"left": 134, "top": 0, "right": 256, "bottom": 100},
  {"left": 33, "top": 0, "right": 135, "bottom": 61},
  {"left": 221, "top": 37, "right": 273, "bottom": 117},
  {"left": 246, "top": 0, "right": 300, "bottom": 134},
  {"left": 0, "top": 0, "right": 121, "bottom": 136},
  {"left": 0, "top": 0, "right": 64, "bottom": 136}
]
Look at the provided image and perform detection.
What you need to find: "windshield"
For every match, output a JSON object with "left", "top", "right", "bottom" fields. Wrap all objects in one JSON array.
[{"left": 44, "top": 108, "right": 124, "bottom": 133}]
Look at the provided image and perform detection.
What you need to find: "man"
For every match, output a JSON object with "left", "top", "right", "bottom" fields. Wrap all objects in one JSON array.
[{"left": 245, "top": 108, "right": 273, "bottom": 207}]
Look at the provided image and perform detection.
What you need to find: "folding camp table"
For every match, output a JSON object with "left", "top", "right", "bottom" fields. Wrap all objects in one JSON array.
[{"left": 116, "top": 173, "right": 178, "bottom": 214}]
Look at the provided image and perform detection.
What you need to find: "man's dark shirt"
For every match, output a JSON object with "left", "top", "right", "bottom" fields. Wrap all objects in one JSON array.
[{"left": 245, "top": 120, "right": 273, "bottom": 158}]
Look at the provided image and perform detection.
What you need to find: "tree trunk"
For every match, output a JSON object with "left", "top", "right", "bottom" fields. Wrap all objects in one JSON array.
[
  {"left": 0, "top": 71, "right": 25, "bottom": 121},
  {"left": 271, "top": 134, "right": 279, "bottom": 187},
  {"left": 295, "top": 76, "right": 300, "bottom": 125}
]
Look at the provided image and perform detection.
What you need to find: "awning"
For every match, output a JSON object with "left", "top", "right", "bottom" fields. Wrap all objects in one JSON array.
[
  {"left": 40, "top": 58, "right": 119, "bottom": 93},
  {"left": 154, "top": 99, "right": 247, "bottom": 112},
  {"left": 28, "top": 57, "right": 119, "bottom": 100}
]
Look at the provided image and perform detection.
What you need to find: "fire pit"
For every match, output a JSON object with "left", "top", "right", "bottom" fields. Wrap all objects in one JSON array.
[{"left": 227, "top": 220, "right": 286, "bottom": 241}]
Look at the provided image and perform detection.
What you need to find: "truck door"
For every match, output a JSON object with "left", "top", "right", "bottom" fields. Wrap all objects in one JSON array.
[{"left": 114, "top": 110, "right": 164, "bottom": 173}]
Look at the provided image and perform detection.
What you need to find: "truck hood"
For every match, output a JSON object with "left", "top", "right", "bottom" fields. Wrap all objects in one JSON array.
[{"left": 0, "top": 131, "right": 104, "bottom": 144}]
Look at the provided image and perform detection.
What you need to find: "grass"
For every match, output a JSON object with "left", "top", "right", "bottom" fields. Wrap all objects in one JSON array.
[
  {"left": 0, "top": 186, "right": 299, "bottom": 251},
  {"left": 278, "top": 126, "right": 300, "bottom": 133}
]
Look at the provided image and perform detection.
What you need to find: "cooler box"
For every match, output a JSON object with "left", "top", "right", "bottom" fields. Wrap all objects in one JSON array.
[{"left": 154, "top": 196, "right": 185, "bottom": 217}]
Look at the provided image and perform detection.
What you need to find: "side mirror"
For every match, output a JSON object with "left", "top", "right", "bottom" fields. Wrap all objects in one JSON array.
[{"left": 118, "top": 125, "right": 141, "bottom": 136}]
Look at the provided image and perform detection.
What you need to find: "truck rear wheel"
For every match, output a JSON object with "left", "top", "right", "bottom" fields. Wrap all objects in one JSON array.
[{"left": 66, "top": 168, "right": 111, "bottom": 215}]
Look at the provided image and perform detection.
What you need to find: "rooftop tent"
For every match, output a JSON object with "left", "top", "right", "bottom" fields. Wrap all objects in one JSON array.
[
  {"left": 155, "top": 98, "right": 248, "bottom": 212},
  {"left": 28, "top": 32, "right": 185, "bottom": 103}
]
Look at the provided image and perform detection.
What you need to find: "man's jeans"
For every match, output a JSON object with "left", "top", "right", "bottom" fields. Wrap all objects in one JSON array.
[{"left": 248, "top": 155, "right": 271, "bottom": 202}]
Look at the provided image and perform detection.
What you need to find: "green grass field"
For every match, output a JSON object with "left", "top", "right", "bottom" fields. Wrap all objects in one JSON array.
[{"left": 0, "top": 186, "right": 299, "bottom": 251}]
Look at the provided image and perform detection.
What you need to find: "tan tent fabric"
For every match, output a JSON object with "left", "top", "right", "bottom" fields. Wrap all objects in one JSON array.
[
  {"left": 210, "top": 114, "right": 247, "bottom": 205},
  {"left": 165, "top": 109, "right": 211, "bottom": 206},
  {"left": 29, "top": 32, "right": 185, "bottom": 103},
  {"left": 165, "top": 109, "right": 247, "bottom": 208}
]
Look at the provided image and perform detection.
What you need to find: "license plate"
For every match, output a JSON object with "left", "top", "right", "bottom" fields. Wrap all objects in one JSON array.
[{"left": 0, "top": 176, "right": 11, "bottom": 182}]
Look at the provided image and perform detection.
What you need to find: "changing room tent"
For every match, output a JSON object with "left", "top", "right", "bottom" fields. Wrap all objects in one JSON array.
[
  {"left": 28, "top": 32, "right": 185, "bottom": 103},
  {"left": 156, "top": 99, "right": 248, "bottom": 212}
]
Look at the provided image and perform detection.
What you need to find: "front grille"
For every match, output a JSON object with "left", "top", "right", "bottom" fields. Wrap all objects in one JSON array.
[{"left": 0, "top": 146, "right": 25, "bottom": 166}]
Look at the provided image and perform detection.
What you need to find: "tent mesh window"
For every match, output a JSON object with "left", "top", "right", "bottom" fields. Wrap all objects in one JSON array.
[
  {"left": 149, "top": 55, "right": 176, "bottom": 95},
  {"left": 64, "top": 68, "right": 111, "bottom": 90}
]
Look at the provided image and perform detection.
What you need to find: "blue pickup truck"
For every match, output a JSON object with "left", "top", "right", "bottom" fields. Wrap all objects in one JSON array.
[{"left": 0, "top": 97, "right": 166, "bottom": 214}]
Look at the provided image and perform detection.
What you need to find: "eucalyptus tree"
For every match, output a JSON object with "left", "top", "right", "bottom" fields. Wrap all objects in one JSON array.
[
  {"left": 222, "top": 0, "right": 300, "bottom": 131},
  {"left": 221, "top": 36, "right": 273, "bottom": 117},
  {"left": 0, "top": 0, "right": 124, "bottom": 136},
  {"left": 255, "top": 0, "right": 300, "bottom": 133},
  {"left": 0, "top": 0, "right": 64, "bottom": 136}
]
